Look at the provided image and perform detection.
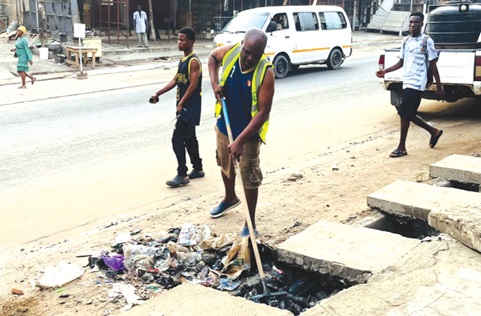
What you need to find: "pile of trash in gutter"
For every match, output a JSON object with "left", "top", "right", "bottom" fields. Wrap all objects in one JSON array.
[{"left": 81, "top": 223, "right": 351, "bottom": 314}]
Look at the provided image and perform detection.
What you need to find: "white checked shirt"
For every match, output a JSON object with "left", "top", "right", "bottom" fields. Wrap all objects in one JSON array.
[{"left": 400, "top": 34, "right": 438, "bottom": 91}]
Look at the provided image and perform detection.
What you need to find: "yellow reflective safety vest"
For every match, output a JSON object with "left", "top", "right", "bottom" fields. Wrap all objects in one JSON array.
[{"left": 215, "top": 43, "right": 272, "bottom": 143}]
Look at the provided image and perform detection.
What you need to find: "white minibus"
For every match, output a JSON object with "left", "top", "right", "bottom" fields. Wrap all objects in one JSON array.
[{"left": 213, "top": 5, "right": 352, "bottom": 78}]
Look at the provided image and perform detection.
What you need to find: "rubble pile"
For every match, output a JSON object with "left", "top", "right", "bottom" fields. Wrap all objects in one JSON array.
[{"left": 85, "top": 223, "right": 350, "bottom": 314}]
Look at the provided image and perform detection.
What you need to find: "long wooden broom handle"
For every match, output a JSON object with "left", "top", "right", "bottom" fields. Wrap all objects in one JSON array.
[{"left": 221, "top": 98, "right": 265, "bottom": 279}]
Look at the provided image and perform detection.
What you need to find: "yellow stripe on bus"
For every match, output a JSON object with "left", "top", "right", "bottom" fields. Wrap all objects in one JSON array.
[
  {"left": 291, "top": 45, "right": 352, "bottom": 53},
  {"left": 230, "top": 45, "right": 352, "bottom": 56},
  {"left": 292, "top": 47, "right": 329, "bottom": 53}
]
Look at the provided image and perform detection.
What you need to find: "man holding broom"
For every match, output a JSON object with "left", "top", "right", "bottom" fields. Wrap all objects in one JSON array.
[{"left": 207, "top": 28, "right": 275, "bottom": 237}]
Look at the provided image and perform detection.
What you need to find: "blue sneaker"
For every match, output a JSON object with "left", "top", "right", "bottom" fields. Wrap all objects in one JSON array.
[
  {"left": 210, "top": 200, "right": 241, "bottom": 218},
  {"left": 240, "top": 225, "right": 258, "bottom": 237}
]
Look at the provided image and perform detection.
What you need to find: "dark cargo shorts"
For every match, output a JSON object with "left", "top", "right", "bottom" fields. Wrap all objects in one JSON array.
[{"left": 215, "top": 126, "right": 263, "bottom": 190}]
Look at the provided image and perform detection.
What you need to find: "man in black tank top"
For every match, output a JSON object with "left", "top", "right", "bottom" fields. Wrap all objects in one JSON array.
[{"left": 150, "top": 27, "right": 204, "bottom": 187}]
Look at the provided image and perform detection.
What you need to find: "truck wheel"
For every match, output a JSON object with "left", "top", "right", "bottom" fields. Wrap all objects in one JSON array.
[
  {"left": 326, "top": 48, "right": 343, "bottom": 70},
  {"left": 273, "top": 55, "right": 290, "bottom": 79}
]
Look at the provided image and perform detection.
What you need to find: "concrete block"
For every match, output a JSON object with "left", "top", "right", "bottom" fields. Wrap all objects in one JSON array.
[
  {"left": 367, "top": 180, "right": 481, "bottom": 220},
  {"left": 125, "top": 283, "right": 291, "bottom": 316},
  {"left": 303, "top": 241, "right": 481, "bottom": 315},
  {"left": 276, "top": 220, "right": 419, "bottom": 284},
  {"left": 429, "top": 204, "right": 481, "bottom": 253},
  {"left": 430, "top": 154, "right": 481, "bottom": 185}
]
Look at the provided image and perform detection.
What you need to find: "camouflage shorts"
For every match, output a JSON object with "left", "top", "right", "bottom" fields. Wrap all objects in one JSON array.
[{"left": 215, "top": 126, "right": 263, "bottom": 190}]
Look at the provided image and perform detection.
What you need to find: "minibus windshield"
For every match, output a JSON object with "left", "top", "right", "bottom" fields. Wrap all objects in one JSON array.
[{"left": 222, "top": 12, "right": 270, "bottom": 33}]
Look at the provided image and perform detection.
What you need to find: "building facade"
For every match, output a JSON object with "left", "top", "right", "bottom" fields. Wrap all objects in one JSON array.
[{"left": 1, "top": 0, "right": 379, "bottom": 37}]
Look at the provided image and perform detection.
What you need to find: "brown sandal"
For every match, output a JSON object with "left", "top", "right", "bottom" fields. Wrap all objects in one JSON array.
[{"left": 32, "top": 77, "right": 36, "bottom": 85}]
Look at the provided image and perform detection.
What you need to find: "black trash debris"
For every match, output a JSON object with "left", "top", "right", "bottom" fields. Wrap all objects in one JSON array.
[{"left": 86, "top": 223, "right": 352, "bottom": 315}]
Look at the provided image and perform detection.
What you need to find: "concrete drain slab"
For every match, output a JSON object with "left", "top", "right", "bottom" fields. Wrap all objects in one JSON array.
[
  {"left": 430, "top": 154, "right": 481, "bottom": 186},
  {"left": 429, "top": 204, "right": 481, "bottom": 253},
  {"left": 123, "top": 283, "right": 292, "bottom": 316},
  {"left": 367, "top": 180, "right": 481, "bottom": 220},
  {"left": 302, "top": 240, "right": 481, "bottom": 315},
  {"left": 276, "top": 220, "right": 419, "bottom": 284}
]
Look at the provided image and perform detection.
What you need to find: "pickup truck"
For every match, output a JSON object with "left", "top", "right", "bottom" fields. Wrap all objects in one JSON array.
[{"left": 378, "top": 3, "right": 481, "bottom": 106}]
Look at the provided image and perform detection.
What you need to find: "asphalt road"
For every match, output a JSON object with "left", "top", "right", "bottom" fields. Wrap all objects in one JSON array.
[
  {"left": 0, "top": 54, "right": 400, "bottom": 249},
  {"left": 1, "top": 55, "right": 381, "bottom": 191}
]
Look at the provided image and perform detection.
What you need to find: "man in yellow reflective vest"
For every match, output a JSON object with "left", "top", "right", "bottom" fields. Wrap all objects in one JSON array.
[{"left": 208, "top": 28, "right": 275, "bottom": 237}]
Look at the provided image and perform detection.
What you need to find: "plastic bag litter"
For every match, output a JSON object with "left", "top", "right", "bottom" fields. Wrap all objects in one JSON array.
[
  {"left": 114, "top": 232, "right": 132, "bottom": 245},
  {"left": 109, "top": 283, "right": 144, "bottom": 312},
  {"left": 218, "top": 277, "right": 242, "bottom": 291},
  {"left": 38, "top": 262, "right": 84, "bottom": 288},
  {"left": 123, "top": 243, "right": 158, "bottom": 257},
  {"left": 102, "top": 253, "right": 125, "bottom": 271},
  {"left": 123, "top": 243, "right": 163, "bottom": 273},
  {"left": 178, "top": 223, "right": 211, "bottom": 246},
  {"left": 199, "top": 233, "right": 237, "bottom": 250}
]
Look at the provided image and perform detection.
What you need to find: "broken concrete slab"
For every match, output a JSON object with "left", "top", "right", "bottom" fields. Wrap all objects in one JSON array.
[
  {"left": 367, "top": 180, "right": 481, "bottom": 220},
  {"left": 430, "top": 154, "right": 481, "bottom": 187},
  {"left": 429, "top": 204, "right": 481, "bottom": 253},
  {"left": 303, "top": 238, "right": 481, "bottom": 315},
  {"left": 276, "top": 220, "right": 419, "bottom": 284},
  {"left": 123, "top": 283, "right": 292, "bottom": 316}
]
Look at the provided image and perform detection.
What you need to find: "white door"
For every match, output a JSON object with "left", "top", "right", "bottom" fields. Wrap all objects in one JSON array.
[
  {"left": 265, "top": 12, "right": 295, "bottom": 61},
  {"left": 290, "top": 11, "right": 322, "bottom": 63}
]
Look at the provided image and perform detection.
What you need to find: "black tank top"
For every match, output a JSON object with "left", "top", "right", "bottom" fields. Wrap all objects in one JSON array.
[{"left": 176, "top": 53, "right": 202, "bottom": 125}]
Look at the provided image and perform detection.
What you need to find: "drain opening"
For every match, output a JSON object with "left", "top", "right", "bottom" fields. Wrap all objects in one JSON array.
[
  {"left": 366, "top": 212, "right": 439, "bottom": 239},
  {"left": 230, "top": 243, "right": 355, "bottom": 315},
  {"left": 449, "top": 180, "right": 480, "bottom": 192},
  {"left": 93, "top": 226, "right": 355, "bottom": 314}
]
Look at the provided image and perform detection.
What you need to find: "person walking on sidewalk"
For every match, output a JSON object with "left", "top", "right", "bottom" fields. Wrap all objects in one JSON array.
[
  {"left": 133, "top": 5, "right": 149, "bottom": 48},
  {"left": 376, "top": 12, "right": 444, "bottom": 158},
  {"left": 11, "top": 26, "right": 35, "bottom": 89},
  {"left": 150, "top": 27, "right": 205, "bottom": 188},
  {"left": 207, "top": 28, "right": 275, "bottom": 236}
]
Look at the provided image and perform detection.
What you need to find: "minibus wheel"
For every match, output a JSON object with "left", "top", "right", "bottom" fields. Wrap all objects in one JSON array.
[
  {"left": 326, "top": 48, "right": 343, "bottom": 70},
  {"left": 273, "top": 55, "right": 290, "bottom": 79}
]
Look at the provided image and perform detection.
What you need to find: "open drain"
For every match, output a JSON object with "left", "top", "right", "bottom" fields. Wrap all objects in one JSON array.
[
  {"left": 230, "top": 244, "right": 353, "bottom": 315},
  {"left": 366, "top": 212, "right": 439, "bottom": 239},
  {"left": 87, "top": 225, "right": 354, "bottom": 315},
  {"left": 449, "top": 180, "right": 480, "bottom": 192}
]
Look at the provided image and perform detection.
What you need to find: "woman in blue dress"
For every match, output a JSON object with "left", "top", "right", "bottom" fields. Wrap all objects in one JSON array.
[{"left": 11, "top": 26, "right": 36, "bottom": 89}]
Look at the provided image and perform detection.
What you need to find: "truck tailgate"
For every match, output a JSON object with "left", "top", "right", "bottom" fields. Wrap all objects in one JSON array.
[
  {"left": 436, "top": 51, "right": 475, "bottom": 84},
  {"left": 384, "top": 50, "right": 476, "bottom": 85}
]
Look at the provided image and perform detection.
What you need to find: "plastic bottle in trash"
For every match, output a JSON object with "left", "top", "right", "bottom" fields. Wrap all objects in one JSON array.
[{"left": 288, "top": 277, "right": 308, "bottom": 295}]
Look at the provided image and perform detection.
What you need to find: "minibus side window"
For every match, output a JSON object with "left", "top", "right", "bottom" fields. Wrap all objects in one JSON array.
[
  {"left": 338, "top": 12, "right": 347, "bottom": 28},
  {"left": 273, "top": 13, "right": 289, "bottom": 30},
  {"left": 293, "top": 12, "right": 319, "bottom": 31},
  {"left": 294, "top": 13, "right": 301, "bottom": 31},
  {"left": 319, "top": 12, "right": 346, "bottom": 30}
]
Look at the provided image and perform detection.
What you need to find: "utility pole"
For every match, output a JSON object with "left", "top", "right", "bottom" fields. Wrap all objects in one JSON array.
[
  {"left": 148, "top": 0, "right": 156, "bottom": 40},
  {"left": 38, "top": 0, "right": 47, "bottom": 47}
]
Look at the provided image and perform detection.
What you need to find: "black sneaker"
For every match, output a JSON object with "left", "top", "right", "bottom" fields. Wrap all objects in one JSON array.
[
  {"left": 166, "top": 175, "right": 190, "bottom": 188},
  {"left": 188, "top": 169, "right": 205, "bottom": 179}
]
